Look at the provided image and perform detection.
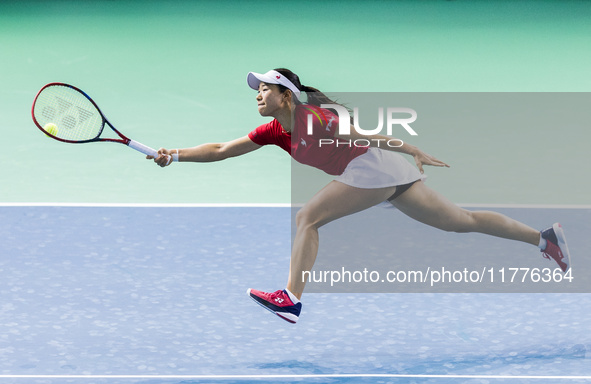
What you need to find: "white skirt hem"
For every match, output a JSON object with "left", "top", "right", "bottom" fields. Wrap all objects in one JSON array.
[{"left": 334, "top": 147, "right": 426, "bottom": 189}]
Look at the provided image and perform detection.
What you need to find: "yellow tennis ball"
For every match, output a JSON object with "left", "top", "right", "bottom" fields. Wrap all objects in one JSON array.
[{"left": 44, "top": 123, "right": 58, "bottom": 136}]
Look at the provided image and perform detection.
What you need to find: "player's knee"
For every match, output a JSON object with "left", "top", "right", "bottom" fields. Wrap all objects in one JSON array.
[{"left": 295, "top": 206, "right": 322, "bottom": 230}]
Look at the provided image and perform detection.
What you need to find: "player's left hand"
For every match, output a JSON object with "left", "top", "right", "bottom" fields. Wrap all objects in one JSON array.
[{"left": 413, "top": 150, "right": 450, "bottom": 174}]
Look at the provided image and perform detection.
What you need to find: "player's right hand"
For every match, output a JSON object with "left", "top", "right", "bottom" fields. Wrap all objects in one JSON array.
[{"left": 147, "top": 148, "right": 173, "bottom": 167}]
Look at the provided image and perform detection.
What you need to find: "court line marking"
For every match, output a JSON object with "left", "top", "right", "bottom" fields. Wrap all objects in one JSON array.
[
  {"left": 1, "top": 202, "right": 590, "bottom": 209},
  {"left": 458, "top": 203, "right": 591, "bottom": 209},
  {"left": 0, "top": 203, "right": 290, "bottom": 208},
  {"left": 1, "top": 374, "right": 591, "bottom": 380}
]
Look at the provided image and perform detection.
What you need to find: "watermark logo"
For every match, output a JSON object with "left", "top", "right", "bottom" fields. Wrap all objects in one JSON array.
[
  {"left": 318, "top": 137, "right": 404, "bottom": 148},
  {"left": 307, "top": 104, "right": 418, "bottom": 148},
  {"left": 317, "top": 104, "right": 418, "bottom": 136}
]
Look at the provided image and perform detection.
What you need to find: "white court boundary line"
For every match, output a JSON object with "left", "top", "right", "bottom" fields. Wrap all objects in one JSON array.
[
  {"left": 1, "top": 202, "right": 591, "bottom": 209},
  {"left": 0, "top": 202, "right": 290, "bottom": 208},
  {"left": 1, "top": 374, "right": 591, "bottom": 380}
]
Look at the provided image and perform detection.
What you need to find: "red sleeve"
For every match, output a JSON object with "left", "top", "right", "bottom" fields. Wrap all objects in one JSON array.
[{"left": 248, "top": 119, "right": 280, "bottom": 146}]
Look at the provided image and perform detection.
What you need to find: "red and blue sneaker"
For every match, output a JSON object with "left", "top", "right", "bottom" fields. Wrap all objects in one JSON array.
[
  {"left": 540, "top": 223, "right": 571, "bottom": 273},
  {"left": 247, "top": 288, "right": 302, "bottom": 324}
]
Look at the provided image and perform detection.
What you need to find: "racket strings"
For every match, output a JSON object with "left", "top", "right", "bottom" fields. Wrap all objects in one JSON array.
[{"left": 34, "top": 85, "right": 104, "bottom": 142}]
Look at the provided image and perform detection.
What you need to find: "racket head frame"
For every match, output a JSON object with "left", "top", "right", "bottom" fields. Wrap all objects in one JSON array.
[{"left": 31, "top": 82, "right": 131, "bottom": 145}]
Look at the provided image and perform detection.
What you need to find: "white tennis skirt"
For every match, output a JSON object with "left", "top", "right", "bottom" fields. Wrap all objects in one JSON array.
[{"left": 335, "top": 147, "right": 426, "bottom": 189}]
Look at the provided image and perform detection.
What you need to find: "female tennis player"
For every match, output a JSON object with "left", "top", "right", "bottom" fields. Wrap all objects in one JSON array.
[{"left": 150, "top": 68, "right": 571, "bottom": 324}]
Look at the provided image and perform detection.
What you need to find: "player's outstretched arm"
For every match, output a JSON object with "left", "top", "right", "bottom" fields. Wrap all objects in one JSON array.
[{"left": 148, "top": 136, "right": 261, "bottom": 167}]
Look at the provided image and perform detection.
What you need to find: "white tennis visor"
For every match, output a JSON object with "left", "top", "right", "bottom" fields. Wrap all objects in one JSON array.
[{"left": 247, "top": 70, "right": 301, "bottom": 100}]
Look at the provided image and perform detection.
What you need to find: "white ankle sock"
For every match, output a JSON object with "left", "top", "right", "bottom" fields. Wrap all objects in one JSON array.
[
  {"left": 285, "top": 288, "right": 300, "bottom": 304},
  {"left": 538, "top": 235, "right": 547, "bottom": 250}
]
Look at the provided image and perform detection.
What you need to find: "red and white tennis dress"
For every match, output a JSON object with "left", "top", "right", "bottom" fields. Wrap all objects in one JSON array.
[{"left": 248, "top": 104, "right": 424, "bottom": 188}]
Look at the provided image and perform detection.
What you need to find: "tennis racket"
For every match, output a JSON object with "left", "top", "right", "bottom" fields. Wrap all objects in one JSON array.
[{"left": 32, "top": 82, "right": 177, "bottom": 162}]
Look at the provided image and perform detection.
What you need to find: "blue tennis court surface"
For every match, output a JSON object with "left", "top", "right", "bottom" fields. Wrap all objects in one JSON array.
[{"left": 1, "top": 206, "right": 590, "bottom": 383}]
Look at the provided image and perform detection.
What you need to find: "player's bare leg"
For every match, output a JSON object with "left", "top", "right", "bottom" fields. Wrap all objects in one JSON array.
[
  {"left": 288, "top": 181, "right": 398, "bottom": 299},
  {"left": 389, "top": 180, "right": 540, "bottom": 245}
]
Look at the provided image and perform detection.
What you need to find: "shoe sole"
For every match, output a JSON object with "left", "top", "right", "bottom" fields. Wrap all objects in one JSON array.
[
  {"left": 246, "top": 288, "right": 298, "bottom": 324},
  {"left": 553, "top": 223, "right": 572, "bottom": 272}
]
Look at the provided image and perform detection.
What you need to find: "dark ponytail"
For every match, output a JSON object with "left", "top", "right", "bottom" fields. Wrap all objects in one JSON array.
[
  {"left": 300, "top": 84, "right": 341, "bottom": 108},
  {"left": 274, "top": 68, "right": 352, "bottom": 121}
]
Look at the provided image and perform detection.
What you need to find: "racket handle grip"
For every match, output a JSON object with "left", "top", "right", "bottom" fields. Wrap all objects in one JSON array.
[{"left": 128, "top": 139, "right": 179, "bottom": 163}]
